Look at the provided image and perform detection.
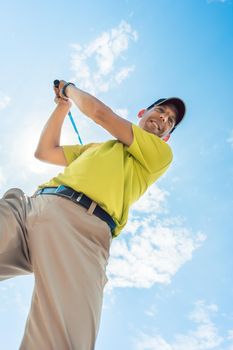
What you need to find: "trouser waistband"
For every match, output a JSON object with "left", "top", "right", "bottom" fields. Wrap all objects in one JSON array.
[{"left": 34, "top": 185, "right": 116, "bottom": 235}]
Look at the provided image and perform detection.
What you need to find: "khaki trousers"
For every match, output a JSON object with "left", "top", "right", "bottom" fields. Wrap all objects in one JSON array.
[{"left": 0, "top": 188, "right": 112, "bottom": 350}]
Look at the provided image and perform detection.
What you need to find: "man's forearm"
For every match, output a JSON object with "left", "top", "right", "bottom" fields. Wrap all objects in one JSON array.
[
  {"left": 34, "top": 104, "right": 69, "bottom": 157},
  {"left": 66, "top": 85, "right": 108, "bottom": 122}
]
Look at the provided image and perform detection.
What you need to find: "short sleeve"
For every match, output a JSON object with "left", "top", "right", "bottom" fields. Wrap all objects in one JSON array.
[
  {"left": 62, "top": 142, "right": 99, "bottom": 166},
  {"left": 126, "top": 123, "right": 173, "bottom": 174}
]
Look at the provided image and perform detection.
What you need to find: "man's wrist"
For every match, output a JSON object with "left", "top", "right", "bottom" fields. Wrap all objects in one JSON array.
[
  {"left": 62, "top": 82, "right": 76, "bottom": 98},
  {"left": 55, "top": 102, "right": 70, "bottom": 111}
]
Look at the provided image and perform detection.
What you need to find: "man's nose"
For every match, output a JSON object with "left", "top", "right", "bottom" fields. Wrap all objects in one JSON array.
[{"left": 159, "top": 113, "right": 169, "bottom": 122}]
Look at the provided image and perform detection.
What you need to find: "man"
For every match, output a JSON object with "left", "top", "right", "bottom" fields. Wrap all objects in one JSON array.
[{"left": 0, "top": 80, "right": 185, "bottom": 349}]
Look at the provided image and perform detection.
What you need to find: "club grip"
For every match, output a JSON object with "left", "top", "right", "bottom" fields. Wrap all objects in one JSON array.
[{"left": 53, "top": 80, "right": 60, "bottom": 88}]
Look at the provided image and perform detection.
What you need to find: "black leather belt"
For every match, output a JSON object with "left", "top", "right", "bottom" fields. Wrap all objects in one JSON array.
[{"left": 34, "top": 185, "right": 116, "bottom": 234}]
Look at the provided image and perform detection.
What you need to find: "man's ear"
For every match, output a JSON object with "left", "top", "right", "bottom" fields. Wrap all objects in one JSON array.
[
  {"left": 137, "top": 109, "right": 146, "bottom": 118},
  {"left": 162, "top": 134, "right": 170, "bottom": 142}
]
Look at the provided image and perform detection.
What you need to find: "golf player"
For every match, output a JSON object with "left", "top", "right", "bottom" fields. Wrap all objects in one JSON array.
[{"left": 0, "top": 80, "right": 186, "bottom": 349}]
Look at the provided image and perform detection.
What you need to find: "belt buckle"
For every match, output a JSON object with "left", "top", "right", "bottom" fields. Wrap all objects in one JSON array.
[{"left": 76, "top": 193, "right": 83, "bottom": 202}]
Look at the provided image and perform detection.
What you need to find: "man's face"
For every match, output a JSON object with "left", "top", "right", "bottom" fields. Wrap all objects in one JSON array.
[{"left": 138, "top": 103, "right": 177, "bottom": 138}]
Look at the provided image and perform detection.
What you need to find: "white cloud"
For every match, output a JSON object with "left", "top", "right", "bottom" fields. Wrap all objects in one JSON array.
[
  {"left": 131, "top": 185, "right": 169, "bottom": 215},
  {"left": 115, "top": 65, "right": 135, "bottom": 84},
  {"left": 13, "top": 290, "right": 31, "bottom": 317},
  {"left": 0, "top": 282, "right": 15, "bottom": 312},
  {"left": 106, "top": 184, "right": 206, "bottom": 290},
  {"left": 134, "top": 300, "right": 229, "bottom": 350},
  {"left": 70, "top": 20, "right": 138, "bottom": 95},
  {"left": 144, "top": 304, "right": 158, "bottom": 318},
  {"left": 0, "top": 167, "right": 7, "bottom": 187},
  {"left": 114, "top": 108, "right": 129, "bottom": 119},
  {"left": 228, "top": 330, "right": 233, "bottom": 341},
  {"left": 207, "top": 0, "right": 230, "bottom": 3},
  {"left": 0, "top": 280, "right": 31, "bottom": 317},
  {"left": 226, "top": 130, "right": 233, "bottom": 148},
  {"left": 227, "top": 330, "right": 233, "bottom": 350},
  {"left": 135, "top": 335, "right": 172, "bottom": 350},
  {"left": 0, "top": 93, "right": 11, "bottom": 111}
]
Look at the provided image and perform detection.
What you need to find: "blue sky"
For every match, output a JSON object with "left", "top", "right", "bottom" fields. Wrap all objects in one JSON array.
[{"left": 0, "top": 0, "right": 233, "bottom": 349}]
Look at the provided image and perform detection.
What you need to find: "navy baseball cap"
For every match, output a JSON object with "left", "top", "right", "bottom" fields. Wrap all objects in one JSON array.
[{"left": 147, "top": 97, "right": 186, "bottom": 132}]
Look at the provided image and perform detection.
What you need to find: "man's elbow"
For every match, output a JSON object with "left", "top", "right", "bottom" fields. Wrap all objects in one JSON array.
[
  {"left": 34, "top": 150, "right": 40, "bottom": 159},
  {"left": 34, "top": 150, "right": 45, "bottom": 160}
]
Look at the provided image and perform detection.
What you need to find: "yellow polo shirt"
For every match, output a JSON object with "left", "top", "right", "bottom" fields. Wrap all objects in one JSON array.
[{"left": 36, "top": 123, "right": 173, "bottom": 238}]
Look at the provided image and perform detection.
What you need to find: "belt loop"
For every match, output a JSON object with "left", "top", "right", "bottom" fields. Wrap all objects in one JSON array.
[{"left": 87, "top": 201, "right": 97, "bottom": 215}]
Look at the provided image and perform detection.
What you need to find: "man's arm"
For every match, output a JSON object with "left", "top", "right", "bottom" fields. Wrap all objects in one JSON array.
[
  {"left": 34, "top": 97, "right": 71, "bottom": 166},
  {"left": 61, "top": 82, "right": 134, "bottom": 147}
]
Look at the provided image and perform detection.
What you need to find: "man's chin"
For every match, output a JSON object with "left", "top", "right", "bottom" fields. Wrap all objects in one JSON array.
[
  {"left": 143, "top": 126, "right": 161, "bottom": 137},
  {"left": 138, "top": 125, "right": 161, "bottom": 138}
]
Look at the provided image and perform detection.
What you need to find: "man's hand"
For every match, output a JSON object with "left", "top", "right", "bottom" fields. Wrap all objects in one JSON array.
[
  {"left": 53, "top": 84, "right": 72, "bottom": 109},
  {"left": 55, "top": 80, "right": 68, "bottom": 99},
  {"left": 54, "top": 95, "right": 72, "bottom": 109}
]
